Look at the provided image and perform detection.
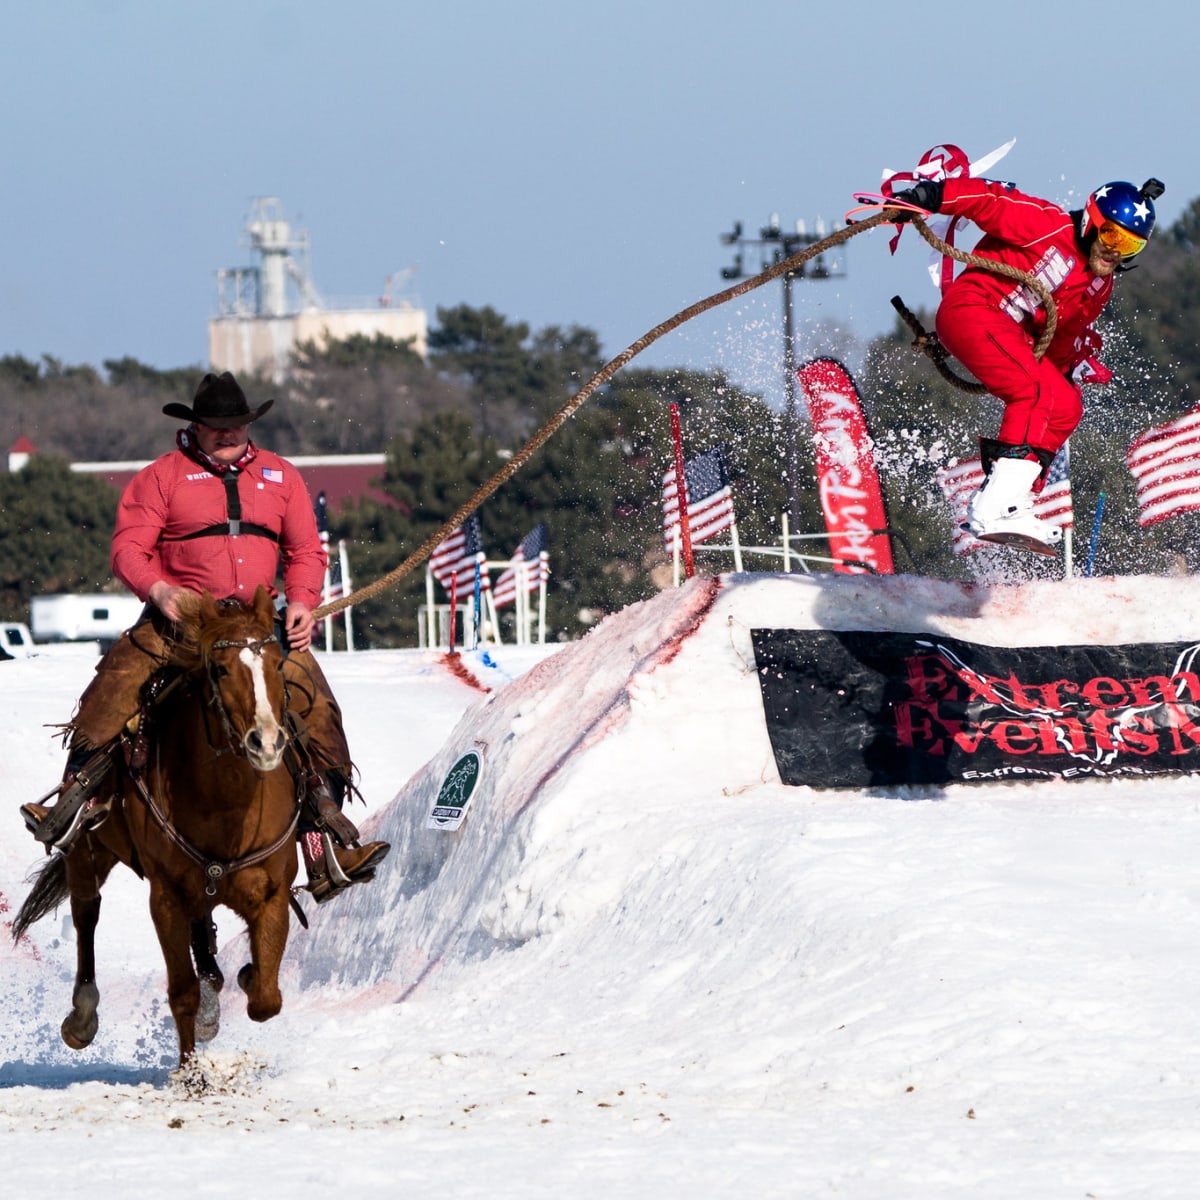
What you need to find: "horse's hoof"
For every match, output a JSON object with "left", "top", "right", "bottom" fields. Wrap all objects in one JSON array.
[
  {"left": 61, "top": 983, "right": 100, "bottom": 1049},
  {"left": 195, "top": 976, "right": 221, "bottom": 1043},
  {"left": 61, "top": 1015, "right": 98, "bottom": 1050}
]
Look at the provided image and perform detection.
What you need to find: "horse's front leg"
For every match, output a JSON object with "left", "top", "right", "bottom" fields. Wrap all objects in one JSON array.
[
  {"left": 190, "top": 917, "right": 225, "bottom": 1044},
  {"left": 148, "top": 881, "right": 201, "bottom": 1063},
  {"left": 61, "top": 839, "right": 119, "bottom": 1050},
  {"left": 236, "top": 878, "right": 291, "bottom": 1023}
]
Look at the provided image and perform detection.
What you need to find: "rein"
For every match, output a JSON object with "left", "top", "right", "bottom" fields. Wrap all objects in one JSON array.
[
  {"left": 312, "top": 208, "right": 1058, "bottom": 621},
  {"left": 129, "top": 630, "right": 299, "bottom": 896}
]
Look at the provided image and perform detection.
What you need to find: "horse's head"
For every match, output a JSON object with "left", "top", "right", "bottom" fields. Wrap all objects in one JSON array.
[{"left": 174, "top": 586, "right": 289, "bottom": 772}]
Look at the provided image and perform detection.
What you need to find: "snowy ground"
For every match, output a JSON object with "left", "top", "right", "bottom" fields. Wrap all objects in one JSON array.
[{"left": 4, "top": 572, "right": 1200, "bottom": 1198}]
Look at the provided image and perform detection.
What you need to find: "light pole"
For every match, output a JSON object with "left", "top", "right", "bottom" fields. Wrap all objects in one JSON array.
[{"left": 719, "top": 214, "right": 846, "bottom": 536}]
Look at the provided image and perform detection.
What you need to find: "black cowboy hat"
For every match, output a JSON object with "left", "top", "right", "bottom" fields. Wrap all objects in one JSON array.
[{"left": 162, "top": 371, "right": 274, "bottom": 428}]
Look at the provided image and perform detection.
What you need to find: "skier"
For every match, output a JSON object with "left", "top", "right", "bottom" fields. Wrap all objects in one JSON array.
[{"left": 886, "top": 174, "right": 1164, "bottom": 551}]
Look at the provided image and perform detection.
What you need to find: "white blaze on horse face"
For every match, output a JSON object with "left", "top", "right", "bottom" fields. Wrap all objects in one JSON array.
[{"left": 239, "top": 646, "right": 286, "bottom": 770}]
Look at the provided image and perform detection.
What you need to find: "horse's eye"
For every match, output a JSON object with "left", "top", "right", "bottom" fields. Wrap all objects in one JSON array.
[{"left": 212, "top": 664, "right": 229, "bottom": 679}]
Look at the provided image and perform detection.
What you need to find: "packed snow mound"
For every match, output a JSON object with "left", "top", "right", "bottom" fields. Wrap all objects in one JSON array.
[{"left": 290, "top": 571, "right": 1200, "bottom": 992}]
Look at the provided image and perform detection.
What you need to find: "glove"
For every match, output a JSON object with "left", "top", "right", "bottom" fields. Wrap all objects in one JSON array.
[
  {"left": 886, "top": 179, "right": 944, "bottom": 222},
  {"left": 1072, "top": 356, "right": 1112, "bottom": 387},
  {"left": 1069, "top": 328, "right": 1112, "bottom": 386}
]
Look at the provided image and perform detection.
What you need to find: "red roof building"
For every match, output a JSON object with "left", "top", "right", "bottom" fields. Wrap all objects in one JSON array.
[{"left": 8, "top": 440, "right": 399, "bottom": 515}]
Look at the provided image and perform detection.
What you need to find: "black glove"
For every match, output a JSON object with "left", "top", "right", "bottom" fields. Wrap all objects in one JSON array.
[{"left": 887, "top": 179, "right": 944, "bottom": 222}]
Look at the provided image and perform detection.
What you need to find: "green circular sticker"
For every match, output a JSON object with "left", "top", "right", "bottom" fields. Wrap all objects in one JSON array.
[{"left": 429, "top": 750, "right": 483, "bottom": 829}]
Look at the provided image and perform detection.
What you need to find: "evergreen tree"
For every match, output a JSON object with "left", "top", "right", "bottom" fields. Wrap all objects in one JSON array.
[{"left": 0, "top": 456, "right": 120, "bottom": 621}]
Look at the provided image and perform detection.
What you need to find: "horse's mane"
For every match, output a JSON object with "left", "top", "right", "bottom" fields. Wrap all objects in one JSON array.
[{"left": 169, "top": 592, "right": 275, "bottom": 672}]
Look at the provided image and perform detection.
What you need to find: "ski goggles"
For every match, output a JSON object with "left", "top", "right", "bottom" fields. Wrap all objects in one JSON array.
[{"left": 1095, "top": 220, "right": 1147, "bottom": 259}]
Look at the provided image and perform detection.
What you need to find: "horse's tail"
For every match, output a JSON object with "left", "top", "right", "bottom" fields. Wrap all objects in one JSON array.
[{"left": 12, "top": 853, "right": 69, "bottom": 942}]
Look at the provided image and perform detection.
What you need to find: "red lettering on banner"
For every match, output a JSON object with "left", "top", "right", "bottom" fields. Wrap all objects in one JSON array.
[
  {"left": 891, "top": 647, "right": 1200, "bottom": 767},
  {"left": 992, "top": 721, "right": 1040, "bottom": 754},
  {"left": 903, "top": 654, "right": 964, "bottom": 704},
  {"left": 1166, "top": 705, "right": 1200, "bottom": 755},
  {"left": 1126, "top": 672, "right": 1200, "bottom": 706},
  {"left": 893, "top": 701, "right": 948, "bottom": 755},
  {"left": 1081, "top": 677, "right": 1131, "bottom": 709},
  {"left": 797, "top": 359, "right": 895, "bottom": 576}
]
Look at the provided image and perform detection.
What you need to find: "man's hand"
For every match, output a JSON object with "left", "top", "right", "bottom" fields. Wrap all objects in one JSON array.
[
  {"left": 284, "top": 601, "right": 316, "bottom": 652},
  {"left": 886, "top": 179, "right": 944, "bottom": 222},
  {"left": 148, "top": 581, "right": 194, "bottom": 623}
]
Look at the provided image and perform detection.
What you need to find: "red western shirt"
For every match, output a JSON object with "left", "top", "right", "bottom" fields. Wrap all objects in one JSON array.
[
  {"left": 111, "top": 446, "right": 326, "bottom": 609},
  {"left": 940, "top": 177, "right": 1113, "bottom": 374}
]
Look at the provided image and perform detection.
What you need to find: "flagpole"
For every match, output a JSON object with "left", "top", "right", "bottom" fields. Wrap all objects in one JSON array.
[
  {"left": 669, "top": 403, "right": 695, "bottom": 580},
  {"left": 425, "top": 566, "right": 436, "bottom": 649},
  {"left": 472, "top": 560, "right": 482, "bottom": 650},
  {"left": 1062, "top": 441, "right": 1074, "bottom": 580},
  {"left": 518, "top": 561, "right": 529, "bottom": 645},
  {"left": 339, "top": 539, "right": 355, "bottom": 652},
  {"left": 730, "top": 520, "right": 744, "bottom": 573},
  {"left": 1085, "top": 491, "right": 1106, "bottom": 578},
  {"left": 538, "top": 553, "right": 548, "bottom": 644},
  {"left": 322, "top": 562, "right": 333, "bottom": 652}
]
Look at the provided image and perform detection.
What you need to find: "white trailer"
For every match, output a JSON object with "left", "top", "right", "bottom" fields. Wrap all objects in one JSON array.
[{"left": 30, "top": 594, "right": 144, "bottom": 649}]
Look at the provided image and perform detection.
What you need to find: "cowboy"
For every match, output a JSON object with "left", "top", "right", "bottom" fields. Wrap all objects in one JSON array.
[
  {"left": 887, "top": 174, "right": 1164, "bottom": 551},
  {"left": 21, "top": 371, "right": 389, "bottom": 904}
]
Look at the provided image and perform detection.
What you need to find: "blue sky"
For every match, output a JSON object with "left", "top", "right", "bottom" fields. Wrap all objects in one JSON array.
[{"left": 1, "top": 0, "right": 1192, "bottom": 410}]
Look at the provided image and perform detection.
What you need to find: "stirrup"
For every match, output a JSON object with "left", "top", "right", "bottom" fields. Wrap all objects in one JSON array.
[
  {"left": 24, "top": 793, "right": 112, "bottom": 853},
  {"left": 300, "top": 773, "right": 361, "bottom": 848},
  {"left": 305, "top": 834, "right": 390, "bottom": 905},
  {"left": 26, "top": 750, "right": 115, "bottom": 851}
]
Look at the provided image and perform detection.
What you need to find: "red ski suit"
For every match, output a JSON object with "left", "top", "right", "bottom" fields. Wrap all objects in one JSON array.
[{"left": 933, "top": 177, "right": 1112, "bottom": 458}]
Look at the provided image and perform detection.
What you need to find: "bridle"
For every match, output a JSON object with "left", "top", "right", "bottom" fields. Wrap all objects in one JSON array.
[{"left": 203, "top": 632, "right": 285, "bottom": 760}]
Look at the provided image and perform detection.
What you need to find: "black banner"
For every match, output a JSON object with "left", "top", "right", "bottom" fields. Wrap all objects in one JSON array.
[{"left": 752, "top": 629, "right": 1200, "bottom": 788}]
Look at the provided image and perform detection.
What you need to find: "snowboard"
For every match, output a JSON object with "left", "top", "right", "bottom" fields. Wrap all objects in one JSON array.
[{"left": 962, "top": 523, "right": 1060, "bottom": 557}]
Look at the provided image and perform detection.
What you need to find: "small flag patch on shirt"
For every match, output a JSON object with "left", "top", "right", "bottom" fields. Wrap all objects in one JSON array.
[{"left": 262, "top": 467, "right": 284, "bottom": 484}]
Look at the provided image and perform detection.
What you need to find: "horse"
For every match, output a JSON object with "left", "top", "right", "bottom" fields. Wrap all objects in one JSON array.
[{"left": 15, "top": 585, "right": 301, "bottom": 1066}]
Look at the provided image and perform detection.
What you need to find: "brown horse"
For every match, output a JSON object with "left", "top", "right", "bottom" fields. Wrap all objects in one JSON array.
[{"left": 15, "top": 586, "right": 300, "bottom": 1066}]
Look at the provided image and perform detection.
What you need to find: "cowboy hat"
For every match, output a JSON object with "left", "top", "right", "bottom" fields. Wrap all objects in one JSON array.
[{"left": 162, "top": 372, "right": 274, "bottom": 427}]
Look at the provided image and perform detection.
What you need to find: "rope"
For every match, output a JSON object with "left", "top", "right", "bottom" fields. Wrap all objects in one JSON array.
[
  {"left": 890, "top": 294, "right": 989, "bottom": 394},
  {"left": 893, "top": 213, "right": 1058, "bottom": 393},
  {"left": 313, "top": 205, "right": 1058, "bottom": 620},
  {"left": 913, "top": 214, "right": 1058, "bottom": 354},
  {"left": 313, "top": 212, "right": 890, "bottom": 619}
]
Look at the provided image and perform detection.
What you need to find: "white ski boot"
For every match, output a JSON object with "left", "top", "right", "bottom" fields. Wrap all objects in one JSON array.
[{"left": 965, "top": 456, "right": 1062, "bottom": 556}]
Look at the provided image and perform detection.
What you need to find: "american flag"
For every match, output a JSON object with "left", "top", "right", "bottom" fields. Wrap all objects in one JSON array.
[
  {"left": 1125, "top": 406, "right": 1200, "bottom": 528},
  {"left": 936, "top": 446, "right": 1073, "bottom": 555},
  {"left": 662, "top": 445, "right": 736, "bottom": 551},
  {"left": 429, "top": 513, "right": 490, "bottom": 596},
  {"left": 493, "top": 523, "right": 549, "bottom": 609}
]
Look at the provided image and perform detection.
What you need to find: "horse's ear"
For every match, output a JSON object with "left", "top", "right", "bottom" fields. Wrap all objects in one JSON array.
[
  {"left": 253, "top": 585, "right": 276, "bottom": 627},
  {"left": 198, "top": 590, "right": 220, "bottom": 622}
]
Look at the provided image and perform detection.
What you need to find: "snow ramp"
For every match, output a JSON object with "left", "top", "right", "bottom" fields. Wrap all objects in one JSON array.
[{"left": 291, "top": 570, "right": 1200, "bottom": 994}]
